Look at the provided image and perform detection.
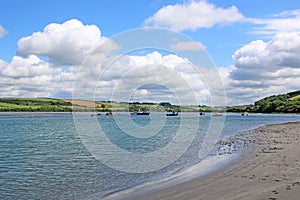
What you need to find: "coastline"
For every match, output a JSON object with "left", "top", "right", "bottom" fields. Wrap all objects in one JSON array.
[{"left": 108, "top": 121, "right": 300, "bottom": 200}]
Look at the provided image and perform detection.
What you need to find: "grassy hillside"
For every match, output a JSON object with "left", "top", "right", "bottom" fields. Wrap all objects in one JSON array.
[
  {"left": 0, "top": 98, "right": 73, "bottom": 112},
  {"left": 253, "top": 90, "right": 300, "bottom": 113},
  {"left": 227, "top": 90, "right": 300, "bottom": 113}
]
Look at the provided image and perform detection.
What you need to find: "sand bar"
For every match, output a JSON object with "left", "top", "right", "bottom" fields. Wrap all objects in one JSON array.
[{"left": 116, "top": 121, "right": 300, "bottom": 200}]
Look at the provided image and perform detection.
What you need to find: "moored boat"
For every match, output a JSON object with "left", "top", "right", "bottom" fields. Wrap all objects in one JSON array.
[
  {"left": 131, "top": 110, "right": 150, "bottom": 115},
  {"left": 166, "top": 111, "right": 178, "bottom": 116},
  {"left": 212, "top": 113, "right": 224, "bottom": 116},
  {"left": 106, "top": 111, "right": 112, "bottom": 116},
  {"left": 241, "top": 112, "right": 249, "bottom": 116}
]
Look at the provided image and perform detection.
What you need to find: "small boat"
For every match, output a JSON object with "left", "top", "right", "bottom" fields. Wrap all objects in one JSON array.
[
  {"left": 106, "top": 111, "right": 112, "bottom": 116},
  {"left": 212, "top": 113, "right": 224, "bottom": 116},
  {"left": 131, "top": 110, "right": 150, "bottom": 116},
  {"left": 241, "top": 112, "right": 249, "bottom": 116},
  {"left": 199, "top": 112, "right": 205, "bottom": 116},
  {"left": 166, "top": 111, "right": 178, "bottom": 116},
  {"left": 91, "top": 113, "right": 102, "bottom": 117}
]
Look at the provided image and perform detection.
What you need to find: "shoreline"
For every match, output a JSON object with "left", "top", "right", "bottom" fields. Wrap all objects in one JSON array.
[
  {"left": 104, "top": 154, "right": 238, "bottom": 200},
  {"left": 108, "top": 121, "right": 300, "bottom": 200}
]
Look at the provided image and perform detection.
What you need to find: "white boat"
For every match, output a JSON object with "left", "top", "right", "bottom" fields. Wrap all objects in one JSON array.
[
  {"left": 166, "top": 111, "right": 178, "bottom": 116},
  {"left": 241, "top": 112, "right": 249, "bottom": 116},
  {"left": 212, "top": 113, "right": 224, "bottom": 116}
]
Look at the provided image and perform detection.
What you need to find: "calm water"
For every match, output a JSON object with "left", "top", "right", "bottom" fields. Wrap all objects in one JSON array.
[{"left": 0, "top": 112, "right": 300, "bottom": 199}]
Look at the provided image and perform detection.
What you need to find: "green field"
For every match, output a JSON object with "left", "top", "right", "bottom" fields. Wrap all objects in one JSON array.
[{"left": 0, "top": 98, "right": 73, "bottom": 112}]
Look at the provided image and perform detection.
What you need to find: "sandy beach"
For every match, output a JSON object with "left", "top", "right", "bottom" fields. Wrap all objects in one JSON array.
[{"left": 118, "top": 121, "right": 300, "bottom": 200}]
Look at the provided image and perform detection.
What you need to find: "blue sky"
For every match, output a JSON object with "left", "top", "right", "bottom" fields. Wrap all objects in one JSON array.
[{"left": 0, "top": 0, "right": 300, "bottom": 105}]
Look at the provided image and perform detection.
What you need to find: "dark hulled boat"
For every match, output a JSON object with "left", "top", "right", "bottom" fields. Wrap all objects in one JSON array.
[{"left": 131, "top": 110, "right": 150, "bottom": 115}]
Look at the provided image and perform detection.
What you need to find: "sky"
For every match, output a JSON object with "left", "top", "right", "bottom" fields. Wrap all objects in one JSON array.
[{"left": 0, "top": 0, "right": 300, "bottom": 105}]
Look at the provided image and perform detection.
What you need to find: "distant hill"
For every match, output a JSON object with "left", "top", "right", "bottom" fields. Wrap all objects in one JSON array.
[
  {"left": 227, "top": 90, "right": 300, "bottom": 113},
  {"left": 0, "top": 98, "right": 73, "bottom": 112},
  {"left": 0, "top": 98, "right": 115, "bottom": 112},
  {"left": 253, "top": 90, "right": 300, "bottom": 113}
]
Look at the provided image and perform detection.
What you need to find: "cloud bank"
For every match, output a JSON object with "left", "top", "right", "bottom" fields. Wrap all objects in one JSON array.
[
  {"left": 75, "top": 51, "right": 212, "bottom": 105},
  {"left": 0, "top": 55, "right": 77, "bottom": 98},
  {"left": 224, "top": 31, "right": 300, "bottom": 104}
]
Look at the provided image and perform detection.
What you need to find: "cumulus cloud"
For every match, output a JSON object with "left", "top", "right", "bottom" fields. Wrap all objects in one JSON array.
[
  {"left": 233, "top": 32, "right": 300, "bottom": 73},
  {"left": 0, "top": 25, "right": 7, "bottom": 38},
  {"left": 0, "top": 19, "right": 108, "bottom": 98},
  {"left": 144, "top": 0, "right": 244, "bottom": 31},
  {"left": 223, "top": 31, "right": 300, "bottom": 105},
  {"left": 249, "top": 9, "right": 300, "bottom": 36},
  {"left": 16, "top": 19, "right": 113, "bottom": 66}
]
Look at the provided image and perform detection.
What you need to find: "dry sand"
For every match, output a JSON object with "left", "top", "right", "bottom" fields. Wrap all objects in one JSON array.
[{"left": 121, "top": 122, "right": 300, "bottom": 200}]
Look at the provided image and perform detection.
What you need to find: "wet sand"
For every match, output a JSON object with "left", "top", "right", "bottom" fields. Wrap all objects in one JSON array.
[{"left": 122, "top": 122, "right": 300, "bottom": 200}]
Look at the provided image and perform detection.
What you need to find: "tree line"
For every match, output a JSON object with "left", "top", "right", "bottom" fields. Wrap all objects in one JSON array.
[{"left": 227, "top": 90, "right": 300, "bottom": 113}]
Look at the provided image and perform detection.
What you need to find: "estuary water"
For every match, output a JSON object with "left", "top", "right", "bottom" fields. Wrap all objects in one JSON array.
[{"left": 0, "top": 112, "right": 300, "bottom": 199}]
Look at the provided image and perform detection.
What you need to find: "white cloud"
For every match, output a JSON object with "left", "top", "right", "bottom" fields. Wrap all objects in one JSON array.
[
  {"left": 170, "top": 41, "right": 206, "bottom": 51},
  {"left": 1, "top": 55, "right": 56, "bottom": 78},
  {"left": 145, "top": 3, "right": 300, "bottom": 37},
  {"left": 223, "top": 31, "right": 300, "bottom": 105},
  {"left": 233, "top": 32, "right": 300, "bottom": 72},
  {"left": 144, "top": 0, "right": 244, "bottom": 31},
  {"left": 17, "top": 19, "right": 109, "bottom": 66},
  {"left": 0, "top": 25, "right": 7, "bottom": 38},
  {"left": 249, "top": 9, "right": 300, "bottom": 36}
]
